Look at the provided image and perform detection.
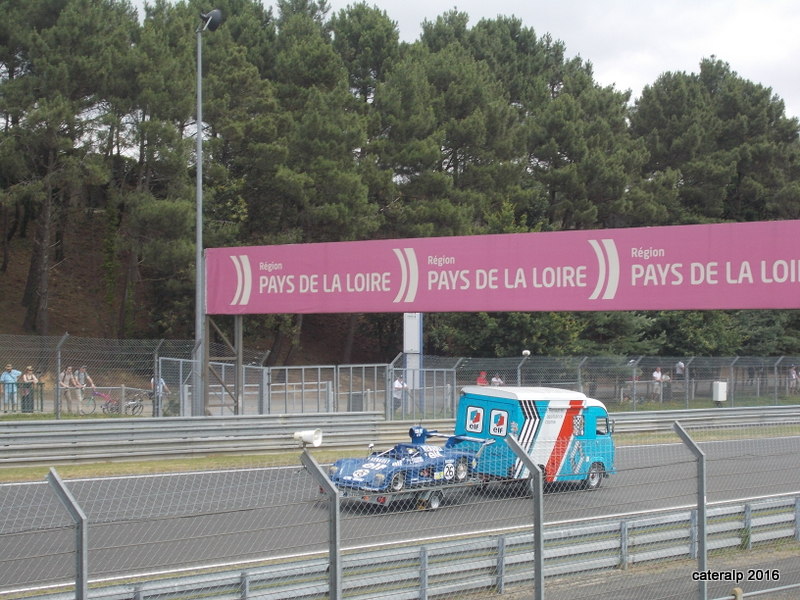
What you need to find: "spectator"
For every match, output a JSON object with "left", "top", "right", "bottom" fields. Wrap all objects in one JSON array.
[
  {"left": 151, "top": 373, "right": 171, "bottom": 396},
  {"left": 652, "top": 367, "right": 662, "bottom": 382},
  {"left": 651, "top": 367, "right": 663, "bottom": 400},
  {"left": 1, "top": 363, "right": 21, "bottom": 412},
  {"left": 674, "top": 360, "right": 685, "bottom": 379},
  {"left": 75, "top": 366, "right": 96, "bottom": 390},
  {"left": 150, "top": 373, "right": 171, "bottom": 415},
  {"left": 392, "top": 374, "right": 407, "bottom": 412},
  {"left": 19, "top": 366, "right": 38, "bottom": 410},
  {"left": 790, "top": 365, "right": 798, "bottom": 394},
  {"left": 491, "top": 373, "right": 504, "bottom": 386},
  {"left": 59, "top": 366, "right": 79, "bottom": 414},
  {"left": 476, "top": 371, "right": 489, "bottom": 386}
]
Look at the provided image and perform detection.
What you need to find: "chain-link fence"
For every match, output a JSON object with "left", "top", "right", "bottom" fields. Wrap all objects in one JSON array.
[
  {"left": 2, "top": 416, "right": 798, "bottom": 600},
  {"left": 2, "top": 333, "right": 800, "bottom": 418}
]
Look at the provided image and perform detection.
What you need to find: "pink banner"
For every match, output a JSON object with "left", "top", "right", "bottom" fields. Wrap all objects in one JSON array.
[{"left": 206, "top": 220, "right": 800, "bottom": 314}]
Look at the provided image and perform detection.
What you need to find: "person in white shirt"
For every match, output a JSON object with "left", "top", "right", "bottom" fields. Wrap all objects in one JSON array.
[
  {"left": 651, "top": 367, "right": 663, "bottom": 400},
  {"left": 392, "top": 375, "right": 407, "bottom": 412}
]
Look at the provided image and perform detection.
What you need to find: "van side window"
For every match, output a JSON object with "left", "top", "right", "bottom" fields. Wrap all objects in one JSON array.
[
  {"left": 572, "top": 414, "right": 584, "bottom": 437},
  {"left": 596, "top": 418, "right": 610, "bottom": 436}
]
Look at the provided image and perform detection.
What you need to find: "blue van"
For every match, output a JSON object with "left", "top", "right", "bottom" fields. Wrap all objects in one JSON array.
[{"left": 455, "top": 386, "right": 615, "bottom": 489}]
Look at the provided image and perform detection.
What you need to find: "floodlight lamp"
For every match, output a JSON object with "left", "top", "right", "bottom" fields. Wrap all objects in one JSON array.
[{"left": 200, "top": 9, "right": 223, "bottom": 32}]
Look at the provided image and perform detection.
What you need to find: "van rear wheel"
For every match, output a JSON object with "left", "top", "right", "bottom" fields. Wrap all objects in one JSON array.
[
  {"left": 454, "top": 458, "right": 469, "bottom": 482},
  {"left": 584, "top": 463, "right": 604, "bottom": 490}
]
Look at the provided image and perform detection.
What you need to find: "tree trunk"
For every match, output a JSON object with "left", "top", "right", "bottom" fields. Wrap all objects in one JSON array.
[
  {"left": 283, "top": 314, "right": 304, "bottom": 364},
  {"left": 342, "top": 313, "right": 358, "bottom": 363},
  {"left": 22, "top": 155, "right": 55, "bottom": 334},
  {"left": 116, "top": 247, "right": 138, "bottom": 337}
]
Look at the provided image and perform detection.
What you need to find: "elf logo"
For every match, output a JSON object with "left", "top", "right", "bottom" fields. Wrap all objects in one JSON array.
[
  {"left": 490, "top": 409, "right": 508, "bottom": 436},
  {"left": 466, "top": 406, "right": 484, "bottom": 433}
]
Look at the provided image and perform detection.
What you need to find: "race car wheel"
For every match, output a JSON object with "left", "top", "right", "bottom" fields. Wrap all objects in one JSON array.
[
  {"left": 454, "top": 458, "right": 469, "bottom": 482},
  {"left": 426, "top": 491, "right": 443, "bottom": 510},
  {"left": 583, "top": 463, "right": 604, "bottom": 490},
  {"left": 389, "top": 473, "right": 405, "bottom": 492}
]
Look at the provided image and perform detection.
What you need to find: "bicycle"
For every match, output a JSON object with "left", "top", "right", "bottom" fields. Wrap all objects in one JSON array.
[
  {"left": 79, "top": 389, "right": 97, "bottom": 415},
  {"left": 122, "top": 391, "right": 149, "bottom": 416},
  {"left": 97, "top": 391, "right": 121, "bottom": 414},
  {"left": 81, "top": 389, "right": 121, "bottom": 415}
]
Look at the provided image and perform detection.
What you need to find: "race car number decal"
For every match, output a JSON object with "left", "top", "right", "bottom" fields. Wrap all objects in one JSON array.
[{"left": 443, "top": 463, "right": 455, "bottom": 480}]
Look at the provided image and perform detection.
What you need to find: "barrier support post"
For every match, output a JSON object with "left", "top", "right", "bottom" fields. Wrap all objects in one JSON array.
[
  {"left": 506, "top": 434, "right": 544, "bottom": 600},
  {"left": 300, "top": 449, "right": 341, "bottom": 600},
  {"left": 673, "top": 421, "right": 707, "bottom": 600},
  {"left": 47, "top": 468, "right": 88, "bottom": 600}
]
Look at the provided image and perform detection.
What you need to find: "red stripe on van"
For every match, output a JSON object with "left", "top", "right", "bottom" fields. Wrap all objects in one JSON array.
[{"left": 544, "top": 399, "right": 584, "bottom": 482}]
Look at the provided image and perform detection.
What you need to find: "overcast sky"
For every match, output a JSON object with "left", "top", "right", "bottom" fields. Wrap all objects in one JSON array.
[{"left": 138, "top": 0, "right": 800, "bottom": 119}]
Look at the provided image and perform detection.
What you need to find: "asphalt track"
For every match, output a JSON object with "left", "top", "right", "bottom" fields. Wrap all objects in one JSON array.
[{"left": 1, "top": 436, "right": 798, "bottom": 591}]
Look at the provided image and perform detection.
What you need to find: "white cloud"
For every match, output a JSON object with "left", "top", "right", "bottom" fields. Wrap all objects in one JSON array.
[{"left": 326, "top": 0, "right": 800, "bottom": 118}]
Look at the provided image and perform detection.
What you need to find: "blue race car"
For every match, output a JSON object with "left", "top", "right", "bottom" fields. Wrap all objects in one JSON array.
[{"left": 328, "top": 427, "right": 490, "bottom": 494}]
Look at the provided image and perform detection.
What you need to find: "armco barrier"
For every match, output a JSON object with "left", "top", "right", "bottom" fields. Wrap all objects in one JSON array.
[
  {"left": 19, "top": 494, "right": 800, "bottom": 600},
  {"left": 0, "top": 412, "right": 383, "bottom": 465},
  {"left": 1, "top": 406, "right": 799, "bottom": 466}
]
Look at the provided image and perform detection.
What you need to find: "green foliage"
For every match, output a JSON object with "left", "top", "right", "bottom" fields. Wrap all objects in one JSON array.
[
  {"left": 650, "top": 311, "right": 745, "bottom": 356},
  {"left": 330, "top": 3, "right": 400, "bottom": 103},
  {"left": 426, "top": 311, "right": 583, "bottom": 357},
  {"left": 575, "top": 312, "right": 663, "bottom": 356},
  {"left": 631, "top": 57, "right": 800, "bottom": 223}
]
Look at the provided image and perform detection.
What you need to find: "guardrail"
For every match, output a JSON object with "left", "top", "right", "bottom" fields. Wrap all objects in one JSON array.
[
  {"left": 609, "top": 405, "right": 800, "bottom": 432},
  {"left": 20, "top": 493, "right": 800, "bottom": 600},
  {"left": 0, "top": 412, "right": 386, "bottom": 465},
  {"left": 1, "top": 406, "right": 799, "bottom": 466}
]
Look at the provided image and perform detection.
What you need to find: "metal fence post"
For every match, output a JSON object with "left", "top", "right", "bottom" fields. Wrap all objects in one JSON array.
[
  {"left": 420, "top": 545, "right": 429, "bottom": 600},
  {"left": 55, "top": 333, "right": 69, "bottom": 419},
  {"left": 240, "top": 571, "right": 250, "bottom": 599},
  {"left": 506, "top": 434, "right": 544, "bottom": 600},
  {"left": 577, "top": 356, "right": 587, "bottom": 393},
  {"left": 773, "top": 357, "right": 783, "bottom": 404},
  {"left": 153, "top": 339, "right": 164, "bottom": 417},
  {"left": 46, "top": 468, "right": 87, "bottom": 600},
  {"left": 300, "top": 449, "right": 341, "bottom": 600},
  {"left": 673, "top": 421, "right": 707, "bottom": 600},
  {"left": 729, "top": 357, "right": 739, "bottom": 407},
  {"left": 266, "top": 367, "right": 272, "bottom": 415},
  {"left": 795, "top": 496, "right": 800, "bottom": 542},
  {"left": 620, "top": 520, "right": 629, "bottom": 569},
  {"left": 743, "top": 503, "right": 753, "bottom": 550},
  {"left": 496, "top": 535, "right": 506, "bottom": 593}
]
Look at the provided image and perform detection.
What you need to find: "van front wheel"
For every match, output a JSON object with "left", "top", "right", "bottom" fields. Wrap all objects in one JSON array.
[{"left": 584, "top": 463, "right": 604, "bottom": 490}]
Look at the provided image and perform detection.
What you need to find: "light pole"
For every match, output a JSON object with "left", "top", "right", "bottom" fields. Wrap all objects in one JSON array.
[{"left": 194, "top": 9, "right": 222, "bottom": 416}]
